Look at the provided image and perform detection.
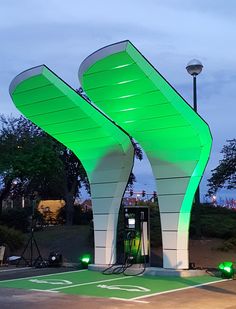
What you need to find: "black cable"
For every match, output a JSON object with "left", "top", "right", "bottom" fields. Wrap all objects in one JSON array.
[
  {"left": 103, "top": 210, "right": 149, "bottom": 277},
  {"left": 102, "top": 230, "right": 133, "bottom": 275},
  {"left": 112, "top": 233, "right": 135, "bottom": 274},
  {"left": 102, "top": 249, "right": 123, "bottom": 275},
  {"left": 103, "top": 229, "right": 137, "bottom": 275}
]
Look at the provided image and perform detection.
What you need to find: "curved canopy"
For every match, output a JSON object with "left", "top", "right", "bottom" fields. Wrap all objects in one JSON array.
[
  {"left": 79, "top": 41, "right": 212, "bottom": 268},
  {"left": 9, "top": 65, "right": 134, "bottom": 264}
]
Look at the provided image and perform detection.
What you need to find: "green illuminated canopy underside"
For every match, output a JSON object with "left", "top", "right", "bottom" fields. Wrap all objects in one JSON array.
[
  {"left": 79, "top": 40, "right": 212, "bottom": 217},
  {"left": 9, "top": 65, "right": 133, "bottom": 178}
]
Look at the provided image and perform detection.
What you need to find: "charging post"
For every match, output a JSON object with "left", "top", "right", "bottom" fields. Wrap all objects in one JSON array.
[
  {"left": 124, "top": 205, "right": 150, "bottom": 266},
  {"left": 102, "top": 205, "right": 150, "bottom": 275}
]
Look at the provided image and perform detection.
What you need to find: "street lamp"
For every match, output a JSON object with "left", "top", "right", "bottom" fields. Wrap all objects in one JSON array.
[
  {"left": 186, "top": 59, "right": 203, "bottom": 112},
  {"left": 186, "top": 59, "right": 203, "bottom": 237}
]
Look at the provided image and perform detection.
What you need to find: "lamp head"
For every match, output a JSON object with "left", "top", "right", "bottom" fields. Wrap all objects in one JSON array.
[{"left": 186, "top": 59, "right": 203, "bottom": 76}]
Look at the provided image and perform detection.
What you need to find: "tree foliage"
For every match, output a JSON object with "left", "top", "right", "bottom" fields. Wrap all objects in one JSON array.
[
  {"left": 0, "top": 115, "right": 89, "bottom": 223},
  {"left": 0, "top": 115, "right": 65, "bottom": 200},
  {"left": 0, "top": 115, "right": 143, "bottom": 224},
  {"left": 126, "top": 140, "right": 143, "bottom": 189},
  {"left": 0, "top": 225, "right": 25, "bottom": 251},
  {"left": 0, "top": 112, "right": 148, "bottom": 251},
  {"left": 208, "top": 139, "right": 236, "bottom": 194}
]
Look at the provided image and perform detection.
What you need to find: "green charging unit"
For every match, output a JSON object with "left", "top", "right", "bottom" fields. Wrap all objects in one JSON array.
[{"left": 124, "top": 206, "right": 150, "bottom": 264}]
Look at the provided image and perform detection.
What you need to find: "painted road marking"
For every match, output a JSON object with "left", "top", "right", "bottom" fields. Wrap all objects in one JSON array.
[
  {"left": 97, "top": 284, "right": 150, "bottom": 292},
  {"left": 29, "top": 279, "right": 72, "bottom": 285},
  {"left": 110, "top": 297, "right": 150, "bottom": 304},
  {"left": 0, "top": 267, "right": 31, "bottom": 273},
  {"left": 47, "top": 275, "right": 133, "bottom": 291},
  {"left": 0, "top": 269, "right": 227, "bottom": 305},
  {"left": 130, "top": 278, "right": 231, "bottom": 301},
  {"left": 0, "top": 269, "right": 87, "bottom": 283},
  {"left": 30, "top": 289, "right": 59, "bottom": 293}
]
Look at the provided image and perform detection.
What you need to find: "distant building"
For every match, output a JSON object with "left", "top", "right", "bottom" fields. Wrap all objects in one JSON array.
[
  {"left": 81, "top": 199, "right": 92, "bottom": 212},
  {"left": 122, "top": 197, "right": 137, "bottom": 206}
]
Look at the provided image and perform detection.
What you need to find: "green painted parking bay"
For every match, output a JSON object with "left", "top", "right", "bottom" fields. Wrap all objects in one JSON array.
[{"left": 0, "top": 270, "right": 224, "bottom": 301}]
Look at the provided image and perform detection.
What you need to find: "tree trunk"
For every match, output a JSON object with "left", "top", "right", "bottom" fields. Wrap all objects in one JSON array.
[
  {"left": 65, "top": 179, "right": 77, "bottom": 225},
  {"left": 0, "top": 180, "right": 13, "bottom": 215},
  {"left": 65, "top": 191, "right": 74, "bottom": 225}
]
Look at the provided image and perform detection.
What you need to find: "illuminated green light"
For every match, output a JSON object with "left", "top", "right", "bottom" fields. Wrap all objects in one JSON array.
[
  {"left": 114, "top": 64, "right": 131, "bottom": 69},
  {"left": 224, "top": 267, "right": 231, "bottom": 273},
  {"left": 117, "top": 80, "right": 136, "bottom": 85},
  {"left": 80, "top": 254, "right": 91, "bottom": 268},
  {"left": 218, "top": 261, "right": 233, "bottom": 270},
  {"left": 120, "top": 108, "right": 136, "bottom": 112},
  {"left": 81, "top": 255, "right": 91, "bottom": 264},
  {"left": 218, "top": 261, "right": 234, "bottom": 278}
]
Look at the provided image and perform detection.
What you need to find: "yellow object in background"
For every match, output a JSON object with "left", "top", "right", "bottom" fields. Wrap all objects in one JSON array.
[{"left": 38, "top": 200, "right": 65, "bottom": 223}]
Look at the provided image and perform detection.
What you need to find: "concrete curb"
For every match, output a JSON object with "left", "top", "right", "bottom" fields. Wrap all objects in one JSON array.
[{"left": 88, "top": 264, "right": 208, "bottom": 277}]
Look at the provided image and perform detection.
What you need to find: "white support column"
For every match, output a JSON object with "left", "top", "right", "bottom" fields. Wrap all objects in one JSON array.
[
  {"left": 153, "top": 159, "right": 199, "bottom": 269},
  {"left": 90, "top": 148, "right": 134, "bottom": 265}
]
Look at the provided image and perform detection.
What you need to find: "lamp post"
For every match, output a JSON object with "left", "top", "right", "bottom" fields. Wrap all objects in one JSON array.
[
  {"left": 186, "top": 59, "right": 203, "bottom": 111},
  {"left": 186, "top": 59, "right": 203, "bottom": 238}
]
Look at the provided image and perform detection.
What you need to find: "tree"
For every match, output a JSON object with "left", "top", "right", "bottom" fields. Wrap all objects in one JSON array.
[
  {"left": 58, "top": 148, "right": 89, "bottom": 225},
  {"left": 0, "top": 115, "right": 64, "bottom": 204},
  {"left": 0, "top": 115, "right": 89, "bottom": 224},
  {"left": 126, "top": 139, "right": 143, "bottom": 189},
  {"left": 0, "top": 115, "right": 143, "bottom": 224},
  {"left": 208, "top": 139, "right": 236, "bottom": 195}
]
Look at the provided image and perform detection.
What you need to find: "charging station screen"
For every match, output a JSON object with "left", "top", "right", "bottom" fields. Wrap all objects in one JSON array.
[{"left": 128, "top": 218, "right": 135, "bottom": 228}]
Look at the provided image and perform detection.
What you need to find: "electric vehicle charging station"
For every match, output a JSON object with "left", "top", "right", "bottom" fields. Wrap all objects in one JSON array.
[
  {"left": 10, "top": 41, "right": 212, "bottom": 271},
  {"left": 124, "top": 206, "right": 150, "bottom": 265}
]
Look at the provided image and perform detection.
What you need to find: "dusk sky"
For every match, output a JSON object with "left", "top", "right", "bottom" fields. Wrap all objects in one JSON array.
[{"left": 1, "top": 1, "right": 235, "bottom": 200}]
